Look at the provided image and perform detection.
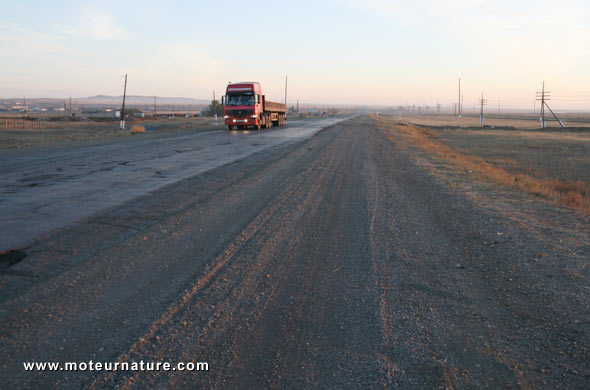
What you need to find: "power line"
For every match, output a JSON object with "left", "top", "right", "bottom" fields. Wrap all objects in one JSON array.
[
  {"left": 284, "top": 75, "right": 288, "bottom": 111},
  {"left": 458, "top": 77, "right": 461, "bottom": 119},
  {"left": 120, "top": 74, "right": 127, "bottom": 130},
  {"left": 479, "top": 92, "right": 488, "bottom": 124},
  {"left": 536, "top": 81, "right": 565, "bottom": 128}
]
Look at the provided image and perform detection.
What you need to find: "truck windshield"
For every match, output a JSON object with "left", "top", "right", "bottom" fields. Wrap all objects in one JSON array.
[{"left": 226, "top": 94, "right": 255, "bottom": 106}]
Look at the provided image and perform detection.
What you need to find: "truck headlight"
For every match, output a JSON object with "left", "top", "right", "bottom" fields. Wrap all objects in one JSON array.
[
  {"left": 224, "top": 115, "right": 229, "bottom": 119},
  {"left": 251, "top": 115, "right": 257, "bottom": 118}
]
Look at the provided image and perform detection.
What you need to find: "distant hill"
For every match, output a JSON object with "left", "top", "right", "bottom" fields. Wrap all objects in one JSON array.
[
  {"left": 1, "top": 95, "right": 211, "bottom": 106},
  {"left": 78, "top": 95, "right": 210, "bottom": 105}
]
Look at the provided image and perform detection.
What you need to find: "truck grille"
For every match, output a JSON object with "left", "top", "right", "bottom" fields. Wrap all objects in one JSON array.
[{"left": 227, "top": 109, "right": 253, "bottom": 115}]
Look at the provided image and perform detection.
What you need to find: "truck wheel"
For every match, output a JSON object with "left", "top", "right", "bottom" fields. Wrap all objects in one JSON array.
[{"left": 228, "top": 125, "right": 234, "bottom": 130}]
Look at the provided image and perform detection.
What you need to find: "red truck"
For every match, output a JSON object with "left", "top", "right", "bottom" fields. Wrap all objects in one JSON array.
[{"left": 222, "top": 82, "right": 286, "bottom": 130}]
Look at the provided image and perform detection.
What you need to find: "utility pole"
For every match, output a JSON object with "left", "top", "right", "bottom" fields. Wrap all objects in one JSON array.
[
  {"left": 458, "top": 77, "right": 461, "bottom": 118},
  {"left": 154, "top": 96, "right": 157, "bottom": 117},
  {"left": 69, "top": 97, "right": 72, "bottom": 117},
  {"left": 537, "top": 81, "right": 547, "bottom": 128},
  {"left": 213, "top": 90, "right": 217, "bottom": 122},
  {"left": 296, "top": 99, "right": 299, "bottom": 113},
  {"left": 436, "top": 100, "right": 441, "bottom": 119},
  {"left": 120, "top": 74, "right": 127, "bottom": 129},
  {"left": 479, "top": 92, "right": 488, "bottom": 124},
  {"left": 23, "top": 95, "right": 27, "bottom": 117},
  {"left": 536, "top": 81, "right": 565, "bottom": 128},
  {"left": 284, "top": 76, "right": 288, "bottom": 117},
  {"left": 172, "top": 103, "right": 175, "bottom": 117}
]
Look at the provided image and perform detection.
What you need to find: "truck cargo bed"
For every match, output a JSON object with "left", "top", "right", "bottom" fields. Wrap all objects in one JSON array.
[{"left": 264, "top": 101, "right": 286, "bottom": 113}]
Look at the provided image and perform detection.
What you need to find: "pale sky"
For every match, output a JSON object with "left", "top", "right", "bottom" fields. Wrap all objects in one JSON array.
[{"left": 1, "top": 0, "right": 590, "bottom": 109}]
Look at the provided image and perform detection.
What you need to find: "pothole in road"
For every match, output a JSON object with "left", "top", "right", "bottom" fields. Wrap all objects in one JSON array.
[{"left": 0, "top": 249, "right": 27, "bottom": 272}]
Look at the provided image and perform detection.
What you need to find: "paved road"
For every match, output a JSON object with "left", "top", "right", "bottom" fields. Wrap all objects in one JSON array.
[
  {"left": 1, "top": 116, "right": 588, "bottom": 389},
  {"left": 0, "top": 117, "right": 349, "bottom": 251}
]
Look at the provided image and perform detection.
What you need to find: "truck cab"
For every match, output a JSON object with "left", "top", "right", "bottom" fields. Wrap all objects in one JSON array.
[{"left": 222, "top": 82, "right": 286, "bottom": 130}]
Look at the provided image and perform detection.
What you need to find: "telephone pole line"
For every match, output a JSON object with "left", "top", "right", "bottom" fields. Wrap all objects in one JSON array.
[
  {"left": 479, "top": 92, "right": 488, "bottom": 124},
  {"left": 284, "top": 76, "right": 288, "bottom": 117},
  {"left": 120, "top": 74, "right": 127, "bottom": 129},
  {"left": 458, "top": 77, "right": 461, "bottom": 118},
  {"left": 213, "top": 90, "right": 217, "bottom": 121},
  {"left": 536, "top": 81, "right": 565, "bottom": 128}
]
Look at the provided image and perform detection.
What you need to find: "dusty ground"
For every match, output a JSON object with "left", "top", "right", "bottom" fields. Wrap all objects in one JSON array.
[
  {"left": 398, "top": 113, "right": 590, "bottom": 129},
  {"left": 0, "top": 117, "right": 225, "bottom": 149},
  {"left": 1, "top": 116, "right": 588, "bottom": 389},
  {"left": 390, "top": 115, "right": 590, "bottom": 213},
  {"left": 434, "top": 127, "right": 590, "bottom": 182}
]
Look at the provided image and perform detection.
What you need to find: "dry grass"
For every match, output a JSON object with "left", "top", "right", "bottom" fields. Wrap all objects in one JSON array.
[
  {"left": 371, "top": 115, "right": 590, "bottom": 214},
  {"left": 130, "top": 125, "right": 145, "bottom": 134}
]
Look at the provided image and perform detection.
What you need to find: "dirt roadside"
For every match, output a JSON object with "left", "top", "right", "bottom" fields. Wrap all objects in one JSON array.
[{"left": 0, "top": 117, "right": 225, "bottom": 149}]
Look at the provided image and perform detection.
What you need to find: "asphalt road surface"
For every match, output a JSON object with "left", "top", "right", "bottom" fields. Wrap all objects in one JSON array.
[{"left": 1, "top": 116, "right": 588, "bottom": 389}]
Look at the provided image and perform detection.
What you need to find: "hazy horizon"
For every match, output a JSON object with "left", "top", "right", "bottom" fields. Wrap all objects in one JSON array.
[{"left": 2, "top": 0, "right": 590, "bottom": 110}]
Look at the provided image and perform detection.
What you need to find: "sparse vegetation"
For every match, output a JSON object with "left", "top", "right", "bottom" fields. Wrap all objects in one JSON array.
[
  {"left": 130, "top": 125, "right": 146, "bottom": 134},
  {"left": 372, "top": 115, "right": 590, "bottom": 213},
  {"left": 203, "top": 100, "right": 224, "bottom": 117}
]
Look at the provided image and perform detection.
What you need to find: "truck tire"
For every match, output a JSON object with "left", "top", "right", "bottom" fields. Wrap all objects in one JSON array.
[{"left": 228, "top": 125, "right": 234, "bottom": 130}]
